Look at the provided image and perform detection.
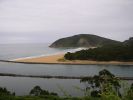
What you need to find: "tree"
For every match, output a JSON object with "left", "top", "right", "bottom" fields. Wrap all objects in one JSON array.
[
  {"left": 30, "top": 86, "right": 43, "bottom": 96},
  {"left": 0, "top": 87, "right": 13, "bottom": 96},
  {"left": 80, "top": 69, "right": 121, "bottom": 97},
  {"left": 30, "top": 86, "right": 58, "bottom": 96},
  {"left": 64, "top": 41, "right": 133, "bottom": 61},
  {"left": 124, "top": 83, "right": 133, "bottom": 100}
]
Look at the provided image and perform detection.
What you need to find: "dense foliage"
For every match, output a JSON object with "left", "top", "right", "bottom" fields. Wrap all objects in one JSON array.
[
  {"left": 30, "top": 86, "right": 58, "bottom": 96},
  {"left": 80, "top": 69, "right": 133, "bottom": 100},
  {"left": 0, "top": 87, "right": 15, "bottom": 96},
  {"left": 64, "top": 38, "right": 133, "bottom": 61},
  {"left": 81, "top": 69, "right": 121, "bottom": 98}
]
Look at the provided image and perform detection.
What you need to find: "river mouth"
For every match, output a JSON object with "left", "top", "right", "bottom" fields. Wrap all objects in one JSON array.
[
  {"left": 0, "top": 61, "right": 133, "bottom": 96},
  {"left": 0, "top": 62, "right": 133, "bottom": 77},
  {"left": 0, "top": 48, "right": 132, "bottom": 96}
]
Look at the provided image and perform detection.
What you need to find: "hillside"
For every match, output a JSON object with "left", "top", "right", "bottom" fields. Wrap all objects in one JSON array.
[
  {"left": 124, "top": 37, "right": 133, "bottom": 46},
  {"left": 64, "top": 37, "right": 133, "bottom": 61},
  {"left": 49, "top": 34, "right": 120, "bottom": 48}
]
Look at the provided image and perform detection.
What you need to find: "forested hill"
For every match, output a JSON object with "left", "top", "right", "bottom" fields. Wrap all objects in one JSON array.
[
  {"left": 124, "top": 37, "right": 133, "bottom": 46},
  {"left": 64, "top": 37, "right": 133, "bottom": 61},
  {"left": 49, "top": 34, "right": 120, "bottom": 48}
]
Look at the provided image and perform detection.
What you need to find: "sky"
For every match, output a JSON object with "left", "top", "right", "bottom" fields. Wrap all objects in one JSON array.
[{"left": 0, "top": 0, "right": 133, "bottom": 43}]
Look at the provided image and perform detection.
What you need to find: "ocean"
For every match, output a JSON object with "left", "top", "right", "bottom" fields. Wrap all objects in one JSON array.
[{"left": 0, "top": 43, "right": 84, "bottom": 60}]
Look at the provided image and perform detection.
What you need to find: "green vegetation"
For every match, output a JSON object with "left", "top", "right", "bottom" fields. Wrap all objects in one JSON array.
[
  {"left": 64, "top": 37, "right": 133, "bottom": 61},
  {"left": 50, "top": 34, "right": 120, "bottom": 48},
  {"left": 0, "top": 87, "right": 15, "bottom": 96},
  {"left": 30, "top": 86, "right": 58, "bottom": 96},
  {"left": 80, "top": 69, "right": 121, "bottom": 97},
  {"left": 0, "top": 86, "right": 61, "bottom": 100},
  {"left": 0, "top": 69, "right": 133, "bottom": 100},
  {"left": 81, "top": 69, "right": 133, "bottom": 100}
]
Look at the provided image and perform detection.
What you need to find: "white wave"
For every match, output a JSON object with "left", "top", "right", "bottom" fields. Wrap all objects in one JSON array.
[
  {"left": 11, "top": 52, "right": 65, "bottom": 61},
  {"left": 67, "top": 47, "right": 88, "bottom": 53},
  {"left": 11, "top": 47, "right": 89, "bottom": 61}
]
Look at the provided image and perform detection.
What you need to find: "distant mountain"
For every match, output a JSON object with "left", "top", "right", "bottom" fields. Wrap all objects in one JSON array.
[{"left": 49, "top": 34, "right": 121, "bottom": 48}]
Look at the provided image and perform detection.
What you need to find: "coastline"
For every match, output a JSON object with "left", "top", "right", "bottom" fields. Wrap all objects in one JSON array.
[{"left": 13, "top": 53, "right": 133, "bottom": 65}]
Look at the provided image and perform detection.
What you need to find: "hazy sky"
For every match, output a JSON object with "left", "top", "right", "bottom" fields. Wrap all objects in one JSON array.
[{"left": 0, "top": 0, "right": 133, "bottom": 43}]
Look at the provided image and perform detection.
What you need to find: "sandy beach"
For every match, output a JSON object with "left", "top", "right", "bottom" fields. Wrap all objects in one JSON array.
[{"left": 14, "top": 53, "right": 133, "bottom": 65}]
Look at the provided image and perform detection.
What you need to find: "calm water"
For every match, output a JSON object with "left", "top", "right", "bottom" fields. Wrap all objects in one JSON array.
[
  {"left": 0, "top": 62, "right": 133, "bottom": 77},
  {"left": 0, "top": 76, "right": 85, "bottom": 96},
  {"left": 0, "top": 44, "right": 133, "bottom": 96}
]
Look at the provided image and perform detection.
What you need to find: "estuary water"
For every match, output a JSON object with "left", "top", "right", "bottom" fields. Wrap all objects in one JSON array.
[{"left": 0, "top": 44, "right": 133, "bottom": 96}]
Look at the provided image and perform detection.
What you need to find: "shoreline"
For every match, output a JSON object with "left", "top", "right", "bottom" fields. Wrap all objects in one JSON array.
[
  {"left": 12, "top": 53, "right": 63, "bottom": 61},
  {"left": 13, "top": 53, "right": 133, "bottom": 65}
]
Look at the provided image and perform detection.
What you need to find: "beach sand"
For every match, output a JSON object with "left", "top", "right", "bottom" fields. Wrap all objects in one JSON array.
[
  {"left": 14, "top": 53, "right": 133, "bottom": 65},
  {"left": 14, "top": 54, "right": 64, "bottom": 63}
]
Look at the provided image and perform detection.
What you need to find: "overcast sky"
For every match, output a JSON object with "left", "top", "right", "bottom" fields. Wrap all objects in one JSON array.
[{"left": 0, "top": 0, "right": 133, "bottom": 43}]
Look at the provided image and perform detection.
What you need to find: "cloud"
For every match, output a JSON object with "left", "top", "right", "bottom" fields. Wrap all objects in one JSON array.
[{"left": 0, "top": 0, "right": 133, "bottom": 43}]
